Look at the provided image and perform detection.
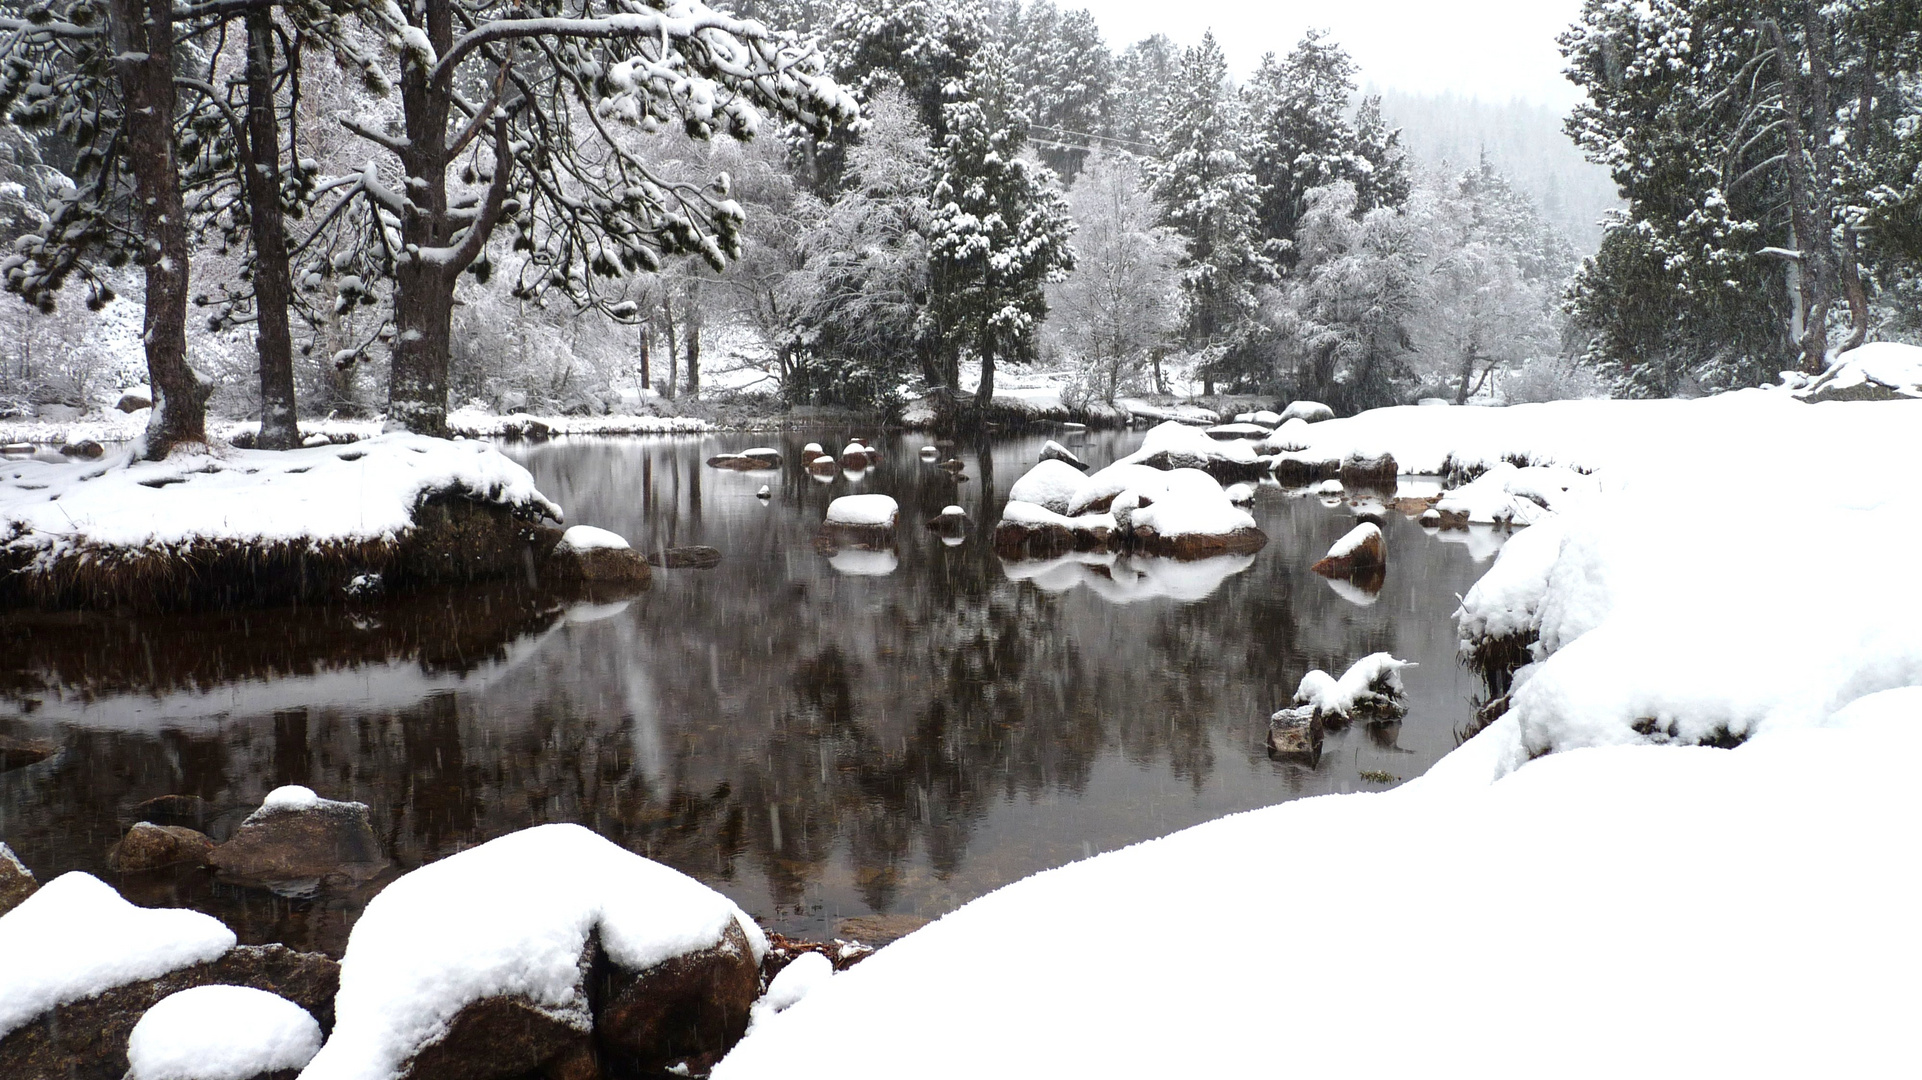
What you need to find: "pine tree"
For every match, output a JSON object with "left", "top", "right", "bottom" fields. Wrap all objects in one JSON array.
[
  {"left": 1149, "top": 31, "right": 1264, "bottom": 392},
  {"left": 1000, "top": 1, "right": 1112, "bottom": 178},
  {"left": 926, "top": 44, "right": 1075, "bottom": 409}
]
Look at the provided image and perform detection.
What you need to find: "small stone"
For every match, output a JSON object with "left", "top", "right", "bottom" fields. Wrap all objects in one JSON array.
[
  {"left": 756, "top": 485, "right": 771, "bottom": 499},
  {"left": 59, "top": 439, "right": 104, "bottom": 459},
  {"left": 109, "top": 823, "right": 215, "bottom": 872},
  {"left": 1311, "top": 523, "right": 1386, "bottom": 577},
  {"left": 116, "top": 392, "right": 153, "bottom": 413},
  {"left": 0, "top": 842, "right": 36, "bottom": 917},
  {"left": 806, "top": 455, "right": 838, "bottom": 476},
  {"left": 937, "top": 458, "right": 965, "bottom": 472},
  {"left": 1267, "top": 707, "right": 1324, "bottom": 765},
  {"left": 646, "top": 546, "right": 723, "bottom": 570}
]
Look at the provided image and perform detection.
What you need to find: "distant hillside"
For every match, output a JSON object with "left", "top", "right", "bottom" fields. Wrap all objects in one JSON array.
[{"left": 1373, "top": 89, "right": 1621, "bottom": 253}]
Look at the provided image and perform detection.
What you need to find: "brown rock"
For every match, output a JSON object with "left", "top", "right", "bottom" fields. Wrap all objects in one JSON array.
[
  {"left": 59, "top": 439, "right": 105, "bottom": 459},
  {"left": 1311, "top": 524, "right": 1386, "bottom": 577},
  {"left": 645, "top": 546, "right": 723, "bottom": 570},
  {"left": 210, "top": 795, "right": 388, "bottom": 891},
  {"left": 0, "top": 734, "right": 56, "bottom": 771},
  {"left": 0, "top": 945, "right": 338, "bottom": 1080},
  {"left": 0, "top": 842, "right": 36, "bottom": 917},
  {"left": 109, "top": 822, "right": 215, "bottom": 872},
  {"left": 1435, "top": 508, "right": 1469, "bottom": 530},
  {"left": 115, "top": 391, "right": 152, "bottom": 413},
  {"left": 397, "top": 991, "right": 595, "bottom": 1080},
  {"left": 990, "top": 519, "right": 1110, "bottom": 560},
  {"left": 1130, "top": 525, "right": 1269, "bottom": 560},
  {"left": 396, "top": 494, "right": 564, "bottom": 587},
  {"left": 1271, "top": 453, "right": 1341, "bottom": 486},
  {"left": 595, "top": 920, "right": 761, "bottom": 1075},
  {"left": 705, "top": 452, "right": 780, "bottom": 471},
  {"left": 1267, "top": 707, "right": 1324, "bottom": 765},
  {"left": 1338, "top": 451, "right": 1398, "bottom": 489},
  {"left": 806, "top": 455, "right": 838, "bottom": 476},
  {"left": 544, "top": 543, "right": 651, "bottom": 591}
]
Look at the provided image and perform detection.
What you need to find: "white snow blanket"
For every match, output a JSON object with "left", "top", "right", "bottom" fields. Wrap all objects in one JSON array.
[
  {"left": 1434, "top": 462, "right": 1596, "bottom": 526},
  {"left": 823, "top": 494, "right": 898, "bottom": 528},
  {"left": 1116, "top": 420, "right": 1262, "bottom": 470},
  {"left": 303, "top": 823, "right": 765, "bottom": 1080},
  {"left": 715, "top": 689, "right": 1922, "bottom": 1079},
  {"left": 0, "top": 873, "right": 236, "bottom": 1038},
  {"left": 0, "top": 409, "right": 713, "bottom": 449},
  {"left": 127, "top": 985, "right": 322, "bottom": 1080},
  {"left": 1126, "top": 470, "right": 1254, "bottom": 538},
  {"left": 0, "top": 433, "right": 562, "bottom": 562}
]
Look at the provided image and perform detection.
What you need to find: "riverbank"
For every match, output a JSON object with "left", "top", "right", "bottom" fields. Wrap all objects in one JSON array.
[{"left": 710, "top": 389, "right": 1922, "bottom": 1079}]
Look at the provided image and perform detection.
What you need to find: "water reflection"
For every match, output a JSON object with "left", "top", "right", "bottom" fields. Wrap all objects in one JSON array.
[{"left": 0, "top": 430, "right": 1499, "bottom": 952}]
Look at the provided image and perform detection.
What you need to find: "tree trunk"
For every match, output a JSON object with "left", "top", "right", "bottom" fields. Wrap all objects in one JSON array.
[
  {"left": 1763, "top": 15, "right": 1836, "bottom": 373},
  {"left": 109, "top": 0, "right": 206, "bottom": 459},
  {"left": 1455, "top": 346, "right": 1477, "bottom": 405},
  {"left": 684, "top": 283, "right": 701, "bottom": 396},
  {"left": 243, "top": 8, "right": 300, "bottom": 449},
  {"left": 662, "top": 290, "right": 678, "bottom": 399},
  {"left": 390, "top": 261, "right": 455, "bottom": 436},
  {"left": 973, "top": 335, "right": 995, "bottom": 410},
  {"left": 637, "top": 310, "right": 650, "bottom": 394}
]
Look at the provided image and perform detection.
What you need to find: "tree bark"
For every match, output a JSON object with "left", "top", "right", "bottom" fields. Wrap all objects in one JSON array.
[
  {"left": 242, "top": 8, "right": 300, "bottom": 449},
  {"left": 662, "top": 290, "right": 678, "bottom": 399},
  {"left": 973, "top": 334, "right": 995, "bottom": 410},
  {"left": 683, "top": 281, "right": 700, "bottom": 396},
  {"left": 637, "top": 309, "right": 650, "bottom": 394},
  {"left": 109, "top": 0, "right": 207, "bottom": 459},
  {"left": 1763, "top": 15, "right": 1836, "bottom": 373}
]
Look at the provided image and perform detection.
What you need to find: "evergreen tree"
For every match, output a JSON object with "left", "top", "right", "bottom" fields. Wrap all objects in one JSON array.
[
  {"left": 925, "top": 45, "right": 1074, "bottom": 409},
  {"left": 1000, "top": 1, "right": 1112, "bottom": 179},
  {"left": 1149, "top": 31, "right": 1264, "bottom": 392},
  {"left": 1107, "top": 34, "right": 1177, "bottom": 149}
]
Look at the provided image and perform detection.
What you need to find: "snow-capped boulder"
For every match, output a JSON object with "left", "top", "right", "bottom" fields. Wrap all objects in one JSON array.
[
  {"left": 0, "top": 843, "right": 35, "bottom": 917},
  {"left": 302, "top": 824, "right": 765, "bottom": 1080},
  {"left": 1224, "top": 483, "right": 1255, "bottom": 505},
  {"left": 806, "top": 454, "right": 837, "bottom": 476},
  {"left": 1258, "top": 417, "right": 1315, "bottom": 454},
  {"left": 1204, "top": 422, "right": 1271, "bottom": 441},
  {"left": 126, "top": 985, "right": 322, "bottom": 1080},
  {"left": 1065, "top": 463, "right": 1173, "bottom": 516},
  {"left": 1251, "top": 409, "right": 1282, "bottom": 427},
  {"left": 1123, "top": 469, "right": 1266, "bottom": 559},
  {"left": 1311, "top": 523, "right": 1386, "bottom": 578},
  {"left": 208, "top": 786, "right": 388, "bottom": 892},
  {"left": 0, "top": 874, "right": 338, "bottom": 1080},
  {"left": 1434, "top": 463, "right": 1592, "bottom": 530},
  {"left": 115, "top": 391, "right": 153, "bottom": 414},
  {"left": 802, "top": 443, "right": 825, "bottom": 458},
  {"left": 1314, "top": 479, "right": 1344, "bottom": 496},
  {"left": 1038, "top": 440, "right": 1089, "bottom": 471},
  {"left": 108, "top": 823, "right": 214, "bottom": 873},
  {"left": 1007, "top": 459, "right": 1088, "bottom": 515},
  {"left": 1793, "top": 342, "right": 1922, "bottom": 403},
  {"left": 544, "top": 525, "right": 651, "bottom": 589},
  {"left": 839, "top": 442, "right": 875, "bottom": 469},
  {"left": 1293, "top": 654, "right": 1416, "bottom": 723},
  {"left": 825, "top": 494, "right": 898, "bottom": 530},
  {"left": 1279, "top": 400, "right": 1335, "bottom": 424},
  {"left": 1121, "top": 421, "right": 1268, "bottom": 482},
  {"left": 927, "top": 505, "right": 970, "bottom": 537},
  {"left": 991, "top": 502, "right": 1116, "bottom": 559},
  {"left": 1266, "top": 707, "right": 1324, "bottom": 764},
  {"left": 60, "top": 439, "right": 104, "bottom": 460},
  {"left": 706, "top": 448, "right": 782, "bottom": 471},
  {"left": 1337, "top": 450, "right": 1398, "bottom": 489}
]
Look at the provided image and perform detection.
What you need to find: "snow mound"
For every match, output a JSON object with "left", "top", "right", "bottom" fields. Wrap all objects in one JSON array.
[
  {"left": 127, "top": 985, "right": 322, "bottom": 1080},
  {"left": 259, "top": 784, "right": 320, "bottom": 814},
  {"left": 1455, "top": 515, "right": 1569, "bottom": 649},
  {"left": 1127, "top": 469, "right": 1255, "bottom": 539},
  {"left": 1118, "top": 420, "right": 1261, "bottom": 470},
  {"left": 558, "top": 525, "right": 631, "bottom": 552},
  {"left": 1006, "top": 459, "right": 1088, "bottom": 515},
  {"left": 1065, "top": 463, "right": 1173, "bottom": 516},
  {"left": 824, "top": 494, "right": 899, "bottom": 528},
  {"left": 713, "top": 703, "right": 1922, "bottom": 1079},
  {"left": 302, "top": 823, "right": 764, "bottom": 1080},
  {"left": 1435, "top": 463, "right": 1593, "bottom": 527},
  {"left": 748, "top": 953, "right": 834, "bottom": 1032},
  {"left": 0, "top": 873, "right": 236, "bottom": 1039},
  {"left": 1794, "top": 341, "right": 1922, "bottom": 401},
  {"left": 1293, "top": 653, "right": 1414, "bottom": 720},
  {"left": 0, "top": 433, "right": 562, "bottom": 561}
]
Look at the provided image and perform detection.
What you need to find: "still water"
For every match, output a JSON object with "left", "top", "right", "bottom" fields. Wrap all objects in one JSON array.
[{"left": 0, "top": 430, "right": 1503, "bottom": 954}]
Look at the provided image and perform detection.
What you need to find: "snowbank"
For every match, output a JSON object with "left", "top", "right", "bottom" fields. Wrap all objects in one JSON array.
[
  {"left": 126, "top": 985, "right": 322, "bottom": 1080},
  {"left": 714, "top": 693, "right": 1922, "bottom": 1079},
  {"left": 0, "top": 433, "right": 561, "bottom": 559},
  {"left": 303, "top": 823, "right": 764, "bottom": 1080},
  {"left": 0, "top": 873, "right": 236, "bottom": 1039},
  {"left": 1793, "top": 341, "right": 1922, "bottom": 402},
  {"left": 1005, "top": 459, "right": 1088, "bottom": 514}
]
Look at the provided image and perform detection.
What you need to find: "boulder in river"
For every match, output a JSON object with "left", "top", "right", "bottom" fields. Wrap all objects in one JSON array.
[
  {"left": 109, "top": 823, "right": 215, "bottom": 873},
  {"left": 0, "top": 841, "right": 35, "bottom": 916},
  {"left": 647, "top": 546, "right": 724, "bottom": 570},
  {"left": 542, "top": 526, "right": 651, "bottom": 590},
  {"left": 1266, "top": 706, "right": 1324, "bottom": 765},
  {"left": 706, "top": 448, "right": 782, "bottom": 471},
  {"left": 1311, "top": 523, "right": 1386, "bottom": 578},
  {"left": 59, "top": 439, "right": 104, "bottom": 460},
  {"left": 595, "top": 917, "right": 763, "bottom": 1076},
  {"left": 1338, "top": 450, "right": 1398, "bottom": 489},
  {"left": 0, "top": 734, "right": 55, "bottom": 772},
  {"left": 208, "top": 785, "right": 388, "bottom": 892},
  {"left": 806, "top": 454, "right": 838, "bottom": 477},
  {"left": 821, "top": 494, "right": 899, "bottom": 550},
  {"left": 1038, "top": 440, "right": 1089, "bottom": 471}
]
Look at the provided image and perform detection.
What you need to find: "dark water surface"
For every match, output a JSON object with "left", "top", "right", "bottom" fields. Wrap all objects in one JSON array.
[{"left": 0, "top": 431, "right": 1502, "bottom": 954}]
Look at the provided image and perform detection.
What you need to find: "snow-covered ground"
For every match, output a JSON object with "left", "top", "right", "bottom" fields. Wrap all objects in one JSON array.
[
  {"left": 715, "top": 388, "right": 1922, "bottom": 1079},
  {"left": 0, "top": 408, "right": 715, "bottom": 449},
  {"left": 0, "top": 433, "right": 560, "bottom": 563}
]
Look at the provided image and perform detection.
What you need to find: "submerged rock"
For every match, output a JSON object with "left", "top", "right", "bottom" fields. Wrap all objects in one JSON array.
[
  {"left": 706, "top": 448, "right": 782, "bottom": 471},
  {"left": 209, "top": 785, "right": 388, "bottom": 892},
  {"left": 1266, "top": 706, "right": 1325, "bottom": 765},
  {"left": 0, "top": 734, "right": 55, "bottom": 772},
  {"left": 647, "top": 546, "right": 724, "bottom": 570},
  {"left": 109, "top": 823, "right": 215, "bottom": 873},
  {"left": 0, "top": 842, "right": 35, "bottom": 917}
]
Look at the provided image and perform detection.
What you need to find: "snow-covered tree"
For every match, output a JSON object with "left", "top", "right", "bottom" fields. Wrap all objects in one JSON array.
[
  {"left": 999, "top": 1, "right": 1112, "bottom": 178},
  {"left": 926, "top": 46, "right": 1074, "bottom": 408},
  {"left": 1047, "top": 151, "right": 1182, "bottom": 402},
  {"left": 1149, "top": 31, "right": 1265, "bottom": 392},
  {"left": 1107, "top": 34, "right": 1176, "bottom": 149}
]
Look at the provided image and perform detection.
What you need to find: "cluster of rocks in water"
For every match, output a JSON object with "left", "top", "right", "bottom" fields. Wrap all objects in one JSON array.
[
  {"left": 0, "top": 791, "right": 891, "bottom": 1080},
  {"left": 1267, "top": 654, "right": 1417, "bottom": 767}
]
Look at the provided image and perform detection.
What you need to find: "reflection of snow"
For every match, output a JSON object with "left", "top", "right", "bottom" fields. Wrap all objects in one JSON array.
[
  {"left": 1320, "top": 575, "right": 1379, "bottom": 607},
  {"left": 828, "top": 548, "right": 899, "bottom": 576},
  {"left": 564, "top": 599, "right": 633, "bottom": 625},
  {"left": 1433, "top": 524, "right": 1508, "bottom": 561},
  {"left": 1001, "top": 552, "right": 1255, "bottom": 604}
]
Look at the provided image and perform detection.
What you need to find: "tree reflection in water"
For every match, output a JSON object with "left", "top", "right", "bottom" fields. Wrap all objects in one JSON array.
[{"left": 0, "top": 431, "right": 1495, "bottom": 953}]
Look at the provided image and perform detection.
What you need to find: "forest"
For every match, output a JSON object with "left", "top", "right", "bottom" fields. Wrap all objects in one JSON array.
[{"left": 0, "top": 0, "right": 1918, "bottom": 454}]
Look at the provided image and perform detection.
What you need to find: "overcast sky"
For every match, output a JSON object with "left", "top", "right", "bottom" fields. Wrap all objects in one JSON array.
[{"left": 1074, "top": 0, "right": 1588, "bottom": 108}]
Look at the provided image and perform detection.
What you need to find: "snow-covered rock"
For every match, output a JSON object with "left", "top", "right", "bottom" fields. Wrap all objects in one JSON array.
[
  {"left": 546, "top": 526, "right": 650, "bottom": 589},
  {"left": 1434, "top": 463, "right": 1594, "bottom": 529},
  {"left": 1006, "top": 459, "right": 1088, "bottom": 514},
  {"left": 125, "top": 985, "right": 322, "bottom": 1080},
  {"left": 1793, "top": 341, "right": 1922, "bottom": 403},
  {"left": 1279, "top": 400, "right": 1335, "bottom": 423},
  {"left": 991, "top": 502, "right": 1115, "bottom": 559},
  {"left": 1037, "top": 440, "right": 1089, "bottom": 471},
  {"left": 0, "top": 873, "right": 236, "bottom": 1040},
  {"left": 303, "top": 823, "right": 766, "bottom": 1080},
  {"left": 208, "top": 786, "right": 387, "bottom": 892},
  {"left": 1294, "top": 654, "right": 1415, "bottom": 722},
  {"left": 824, "top": 494, "right": 898, "bottom": 530},
  {"left": 1310, "top": 522, "right": 1385, "bottom": 577},
  {"left": 706, "top": 448, "right": 782, "bottom": 471},
  {"left": 1117, "top": 421, "right": 1267, "bottom": 482},
  {"left": 1124, "top": 469, "right": 1262, "bottom": 556},
  {"left": 1204, "top": 422, "right": 1271, "bottom": 440}
]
